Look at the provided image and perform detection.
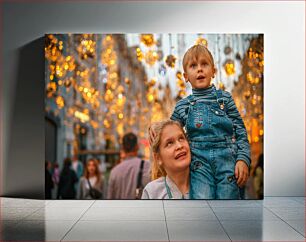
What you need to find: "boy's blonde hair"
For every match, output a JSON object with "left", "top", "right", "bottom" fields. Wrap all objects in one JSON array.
[
  {"left": 182, "top": 44, "right": 215, "bottom": 72},
  {"left": 149, "top": 120, "right": 187, "bottom": 180}
]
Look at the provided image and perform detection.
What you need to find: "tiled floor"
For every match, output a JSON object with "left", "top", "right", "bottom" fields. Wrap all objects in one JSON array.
[{"left": 0, "top": 197, "right": 304, "bottom": 241}]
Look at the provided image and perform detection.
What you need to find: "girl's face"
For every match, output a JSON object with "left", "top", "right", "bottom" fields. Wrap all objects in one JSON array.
[
  {"left": 156, "top": 124, "right": 191, "bottom": 174},
  {"left": 87, "top": 161, "right": 96, "bottom": 175}
]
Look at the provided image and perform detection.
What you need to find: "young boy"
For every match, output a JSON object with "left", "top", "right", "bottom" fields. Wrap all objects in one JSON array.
[{"left": 170, "top": 44, "right": 250, "bottom": 199}]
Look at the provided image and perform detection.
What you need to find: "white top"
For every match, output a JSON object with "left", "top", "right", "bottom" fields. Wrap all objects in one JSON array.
[
  {"left": 141, "top": 176, "right": 189, "bottom": 199},
  {"left": 86, "top": 176, "right": 97, "bottom": 189}
]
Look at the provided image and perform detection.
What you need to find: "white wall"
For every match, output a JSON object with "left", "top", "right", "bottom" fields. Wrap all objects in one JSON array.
[{"left": 1, "top": 1, "right": 304, "bottom": 197}]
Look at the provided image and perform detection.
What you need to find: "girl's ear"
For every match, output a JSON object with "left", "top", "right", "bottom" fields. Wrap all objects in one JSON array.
[
  {"left": 154, "top": 153, "right": 162, "bottom": 166},
  {"left": 183, "top": 72, "right": 189, "bottom": 83}
]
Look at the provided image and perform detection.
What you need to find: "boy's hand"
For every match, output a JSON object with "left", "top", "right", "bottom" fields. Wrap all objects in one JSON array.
[{"left": 235, "top": 160, "right": 249, "bottom": 187}]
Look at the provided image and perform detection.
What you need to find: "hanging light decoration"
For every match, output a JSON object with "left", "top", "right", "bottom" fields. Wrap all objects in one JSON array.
[
  {"left": 148, "top": 78, "right": 157, "bottom": 87},
  {"left": 144, "top": 50, "right": 158, "bottom": 66},
  {"left": 140, "top": 34, "right": 155, "bottom": 47},
  {"left": 74, "top": 110, "right": 90, "bottom": 123},
  {"left": 223, "top": 59, "right": 236, "bottom": 76},
  {"left": 176, "top": 71, "right": 186, "bottom": 98},
  {"left": 231, "top": 34, "right": 263, "bottom": 148},
  {"left": 103, "top": 119, "right": 111, "bottom": 129},
  {"left": 195, "top": 37, "right": 208, "bottom": 47},
  {"left": 151, "top": 101, "right": 163, "bottom": 123},
  {"left": 76, "top": 34, "right": 96, "bottom": 60},
  {"left": 217, "top": 81, "right": 225, "bottom": 90},
  {"left": 45, "top": 34, "right": 78, "bottom": 116},
  {"left": 45, "top": 34, "right": 62, "bottom": 62},
  {"left": 135, "top": 47, "right": 143, "bottom": 62},
  {"left": 146, "top": 88, "right": 157, "bottom": 103},
  {"left": 176, "top": 71, "right": 183, "bottom": 79},
  {"left": 65, "top": 55, "right": 76, "bottom": 72},
  {"left": 124, "top": 77, "right": 131, "bottom": 86},
  {"left": 46, "top": 82, "right": 57, "bottom": 98},
  {"left": 55, "top": 95, "right": 65, "bottom": 109},
  {"left": 165, "top": 34, "right": 176, "bottom": 68},
  {"left": 104, "top": 89, "right": 114, "bottom": 103},
  {"left": 224, "top": 46, "right": 232, "bottom": 55},
  {"left": 165, "top": 54, "right": 176, "bottom": 68},
  {"left": 64, "top": 77, "right": 73, "bottom": 88}
]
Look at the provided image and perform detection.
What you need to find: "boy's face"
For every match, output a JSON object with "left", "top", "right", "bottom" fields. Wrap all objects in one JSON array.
[{"left": 183, "top": 54, "right": 215, "bottom": 89}]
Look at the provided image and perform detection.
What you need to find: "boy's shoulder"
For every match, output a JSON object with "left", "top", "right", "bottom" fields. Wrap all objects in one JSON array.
[
  {"left": 218, "top": 89, "right": 232, "bottom": 101},
  {"left": 175, "top": 95, "right": 191, "bottom": 106}
]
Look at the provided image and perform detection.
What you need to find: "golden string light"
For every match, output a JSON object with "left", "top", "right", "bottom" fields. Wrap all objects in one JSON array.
[
  {"left": 195, "top": 37, "right": 208, "bottom": 47},
  {"left": 46, "top": 34, "right": 154, "bottom": 158},
  {"left": 140, "top": 34, "right": 156, "bottom": 47},
  {"left": 144, "top": 50, "right": 158, "bottom": 66},
  {"left": 55, "top": 96, "right": 65, "bottom": 109},
  {"left": 136, "top": 47, "right": 143, "bottom": 61},
  {"left": 74, "top": 110, "right": 90, "bottom": 123},
  {"left": 165, "top": 54, "right": 176, "bottom": 68},
  {"left": 223, "top": 59, "right": 236, "bottom": 76},
  {"left": 232, "top": 35, "right": 263, "bottom": 147},
  {"left": 77, "top": 34, "right": 96, "bottom": 60},
  {"left": 176, "top": 71, "right": 186, "bottom": 98}
]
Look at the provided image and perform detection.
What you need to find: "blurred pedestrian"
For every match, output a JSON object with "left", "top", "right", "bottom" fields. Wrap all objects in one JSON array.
[
  {"left": 72, "top": 154, "right": 84, "bottom": 179},
  {"left": 52, "top": 162, "right": 60, "bottom": 186},
  {"left": 107, "top": 132, "right": 150, "bottom": 199},
  {"left": 71, "top": 154, "right": 84, "bottom": 198},
  {"left": 79, "top": 158, "right": 104, "bottom": 199},
  {"left": 45, "top": 161, "right": 54, "bottom": 199},
  {"left": 57, "top": 158, "right": 78, "bottom": 199}
]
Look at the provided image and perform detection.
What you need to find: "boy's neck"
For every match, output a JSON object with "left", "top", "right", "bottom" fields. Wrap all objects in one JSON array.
[
  {"left": 192, "top": 84, "right": 214, "bottom": 95},
  {"left": 192, "top": 84, "right": 213, "bottom": 91}
]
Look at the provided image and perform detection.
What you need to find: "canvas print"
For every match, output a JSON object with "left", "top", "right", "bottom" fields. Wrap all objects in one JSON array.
[{"left": 45, "top": 33, "right": 263, "bottom": 199}]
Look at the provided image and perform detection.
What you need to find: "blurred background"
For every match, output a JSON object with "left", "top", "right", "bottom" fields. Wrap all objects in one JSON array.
[{"left": 45, "top": 33, "right": 263, "bottom": 199}]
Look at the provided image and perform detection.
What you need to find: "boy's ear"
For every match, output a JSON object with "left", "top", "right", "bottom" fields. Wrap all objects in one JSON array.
[
  {"left": 183, "top": 72, "right": 189, "bottom": 83},
  {"left": 213, "top": 67, "right": 217, "bottom": 78}
]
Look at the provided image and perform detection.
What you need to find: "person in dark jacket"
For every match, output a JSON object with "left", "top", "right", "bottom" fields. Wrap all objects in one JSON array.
[
  {"left": 57, "top": 158, "right": 78, "bottom": 199},
  {"left": 45, "top": 161, "right": 54, "bottom": 199}
]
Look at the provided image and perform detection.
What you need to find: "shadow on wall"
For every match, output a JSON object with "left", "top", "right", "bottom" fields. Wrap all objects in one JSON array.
[
  {"left": 5, "top": 37, "right": 45, "bottom": 199},
  {"left": 0, "top": 220, "right": 45, "bottom": 241}
]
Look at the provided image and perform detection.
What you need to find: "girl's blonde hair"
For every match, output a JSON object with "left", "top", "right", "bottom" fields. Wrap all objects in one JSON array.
[{"left": 149, "top": 120, "right": 187, "bottom": 180}]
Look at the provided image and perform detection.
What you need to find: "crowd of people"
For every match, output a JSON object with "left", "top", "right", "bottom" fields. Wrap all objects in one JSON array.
[
  {"left": 45, "top": 156, "right": 105, "bottom": 199},
  {"left": 45, "top": 132, "right": 150, "bottom": 200},
  {"left": 45, "top": 44, "right": 263, "bottom": 200}
]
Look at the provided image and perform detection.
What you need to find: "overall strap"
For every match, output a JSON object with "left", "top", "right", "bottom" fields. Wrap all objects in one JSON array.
[
  {"left": 212, "top": 85, "right": 226, "bottom": 111},
  {"left": 185, "top": 95, "right": 195, "bottom": 115},
  {"left": 186, "top": 94, "right": 195, "bottom": 104}
]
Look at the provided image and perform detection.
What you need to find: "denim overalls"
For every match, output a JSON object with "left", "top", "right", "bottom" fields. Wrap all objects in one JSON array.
[{"left": 187, "top": 86, "right": 240, "bottom": 199}]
